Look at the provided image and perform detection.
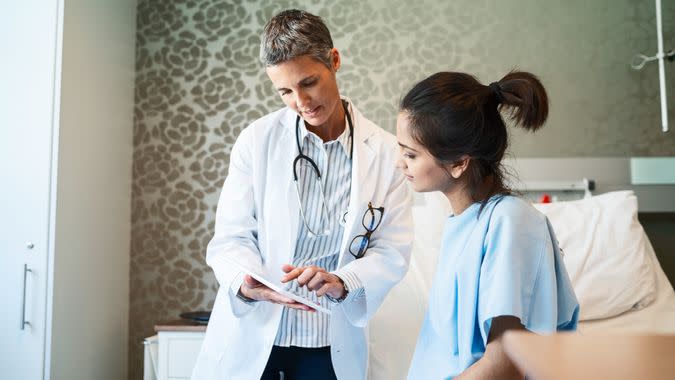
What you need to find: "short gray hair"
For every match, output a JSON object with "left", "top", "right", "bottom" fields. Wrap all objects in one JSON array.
[{"left": 259, "top": 9, "right": 334, "bottom": 68}]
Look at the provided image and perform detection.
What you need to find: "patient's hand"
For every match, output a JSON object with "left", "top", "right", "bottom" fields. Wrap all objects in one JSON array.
[
  {"left": 239, "top": 274, "right": 315, "bottom": 311},
  {"left": 281, "top": 264, "right": 346, "bottom": 299}
]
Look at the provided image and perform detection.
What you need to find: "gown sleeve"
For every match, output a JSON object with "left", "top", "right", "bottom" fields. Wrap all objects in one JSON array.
[{"left": 477, "top": 202, "right": 579, "bottom": 344}]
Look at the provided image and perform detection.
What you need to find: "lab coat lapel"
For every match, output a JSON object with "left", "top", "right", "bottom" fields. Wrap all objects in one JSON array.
[
  {"left": 281, "top": 110, "right": 300, "bottom": 265},
  {"left": 339, "top": 104, "right": 377, "bottom": 264}
]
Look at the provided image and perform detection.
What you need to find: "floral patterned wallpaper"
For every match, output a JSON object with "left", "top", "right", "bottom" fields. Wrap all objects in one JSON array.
[{"left": 129, "top": 0, "right": 675, "bottom": 378}]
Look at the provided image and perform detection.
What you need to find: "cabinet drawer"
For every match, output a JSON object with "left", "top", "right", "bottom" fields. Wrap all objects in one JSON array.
[
  {"left": 158, "top": 332, "right": 205, "bottom": 380},
  {"left": 167, "top": 338, "right": 202, "bottom": 378}
]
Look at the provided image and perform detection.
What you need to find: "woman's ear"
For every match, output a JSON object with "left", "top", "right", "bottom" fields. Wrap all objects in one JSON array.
[
  {"left": 449, "top": 155, "right": 470, "bottom": 179},
  {"left": 330, "top": 48, "right": 341, "bottom": 72}
]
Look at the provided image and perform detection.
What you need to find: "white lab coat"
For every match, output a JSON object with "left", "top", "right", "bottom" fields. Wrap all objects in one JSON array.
[{"left": 191, "top": 99, "right": 413, "bottom": 380}]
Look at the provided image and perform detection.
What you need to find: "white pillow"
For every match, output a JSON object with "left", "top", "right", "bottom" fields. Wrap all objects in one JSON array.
[{"left": 533, "top": 190, "right": 657, "bottom": 320}]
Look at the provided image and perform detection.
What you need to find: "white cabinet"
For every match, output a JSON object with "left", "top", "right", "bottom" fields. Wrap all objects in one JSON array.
[
  {"left": 144, "top": 331, "right": 205, "bottom": 380},
  {"left": 0, "top": 1, "right": 135, "bottom": 379},
  {"left": 0, "top": 3, "right": 60, "bottom": 379}
]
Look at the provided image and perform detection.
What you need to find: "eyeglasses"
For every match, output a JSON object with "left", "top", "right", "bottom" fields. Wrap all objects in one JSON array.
[{"left": 349, "top": 202, "right": 385, "bottom": 259}]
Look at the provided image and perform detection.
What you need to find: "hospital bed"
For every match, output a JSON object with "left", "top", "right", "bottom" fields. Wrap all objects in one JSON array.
[{"left": 368, "top": 190, "right": 675, "bottom": 380}]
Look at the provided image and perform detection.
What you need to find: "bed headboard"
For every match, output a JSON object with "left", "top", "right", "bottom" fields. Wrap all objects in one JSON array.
[
  {"left": 504, "top": 157, "right": 675, "bottom": 212},
  {"left": 510, "top": 178, "right": 595, "bottom": 202}
]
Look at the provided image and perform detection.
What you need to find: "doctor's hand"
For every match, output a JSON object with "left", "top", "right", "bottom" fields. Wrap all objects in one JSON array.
[
  {"left": 281, "top": 264, "right": 346, "bottom": 299},
  {"left": 239, "top": 275, "right": 315, "bottom": 312}
]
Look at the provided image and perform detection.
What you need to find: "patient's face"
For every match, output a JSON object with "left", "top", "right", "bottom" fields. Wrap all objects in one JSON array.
[{"left": 395, "top": 112, "right": 453, "bottom": 193}]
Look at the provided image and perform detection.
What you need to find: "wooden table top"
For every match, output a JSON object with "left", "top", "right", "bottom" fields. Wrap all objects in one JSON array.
[
  {"left": 502, "top": 332, "right": 675, "bottom": 380},
  {"left": 154, "top": 319, "right": 207, "bottom": 332}
]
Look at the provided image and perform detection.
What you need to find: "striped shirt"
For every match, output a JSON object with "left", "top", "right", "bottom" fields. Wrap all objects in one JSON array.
[{"left": 274, "top": 115, "right": 363, "bottom": 347}]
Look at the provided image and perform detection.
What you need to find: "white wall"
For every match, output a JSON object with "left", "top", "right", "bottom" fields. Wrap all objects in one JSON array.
[{"left": 49, "top": 1, "right": 136, "bottom": 379}]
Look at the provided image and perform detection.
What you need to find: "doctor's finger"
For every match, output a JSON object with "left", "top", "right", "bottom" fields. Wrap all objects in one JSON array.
[
  {"left": 242, "top": 275, "right": 262, "bottom": 287},
  {"left": 315, "top": 283, "right": 334, "bottom": 297},
  {"left": 281, "top": 266, "right": 305, "bottom": 283},
  {"left": 283, "top": 301, "right": 315, "bottom": 312},
  {"left": 240, "top": 282, "right": 271, "bottom": 300},
  {"left": 307, "top": 272, "right": 328, "bottom": 291},
  {"left": 263, "top": 289, "right": 294, "bottom": 304},
  {"left": 297, "top": 266, "right": 323, "bottom": 286},
  {"left": 281, "top": 264, "right": 296, "bottom": 273}
]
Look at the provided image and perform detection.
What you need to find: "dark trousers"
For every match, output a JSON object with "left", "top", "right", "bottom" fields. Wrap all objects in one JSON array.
[{"left": 260, "top": 345, "right": 338, "bottom": 380}]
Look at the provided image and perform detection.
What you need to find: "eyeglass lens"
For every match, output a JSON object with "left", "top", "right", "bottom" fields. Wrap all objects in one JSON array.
[
  {"left": 349, "top": 234, "right": 370, "bottom": 259},
  {"left": 362, "top": 206, "right": 383, "bottom": 231}
]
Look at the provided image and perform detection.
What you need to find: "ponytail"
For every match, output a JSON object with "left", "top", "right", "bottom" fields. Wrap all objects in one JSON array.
[{"left": 489, "top": 71, "right": 549, "bottom": 131}]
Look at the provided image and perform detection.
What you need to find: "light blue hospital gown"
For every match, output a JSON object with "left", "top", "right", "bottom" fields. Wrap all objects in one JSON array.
[{"left": 407, "top": 195, "right": 580, "bottom": 380}]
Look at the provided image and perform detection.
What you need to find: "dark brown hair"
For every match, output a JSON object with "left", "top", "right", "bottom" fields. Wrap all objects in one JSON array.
[{"left": 400, "top": 71, "right": 549, "bottom": 209}]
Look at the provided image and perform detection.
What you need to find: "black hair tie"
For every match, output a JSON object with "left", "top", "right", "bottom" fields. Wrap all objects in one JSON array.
[{"left": 489, "top": 82, "right": 504, "bottom": 103}]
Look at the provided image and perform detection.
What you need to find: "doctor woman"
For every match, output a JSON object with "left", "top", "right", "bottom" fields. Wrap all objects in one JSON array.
[{"left": 191, "top": 9, "right": 413, "bottom": 380}]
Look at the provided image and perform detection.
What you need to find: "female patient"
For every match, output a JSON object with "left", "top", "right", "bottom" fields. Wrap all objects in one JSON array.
[{"left": 397, "top": 71, "right": 580, "bottom": 379}]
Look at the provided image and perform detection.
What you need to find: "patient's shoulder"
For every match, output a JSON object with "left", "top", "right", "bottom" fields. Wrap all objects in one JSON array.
[
  {"left": 486, "top": 195, "right": 547, "bottom": 231},
  {"left": 491, "top": 195, "right": 542, "bottom": 217},
  {"left": 482, "top": 195, "right": 551, "bottom": 264}
]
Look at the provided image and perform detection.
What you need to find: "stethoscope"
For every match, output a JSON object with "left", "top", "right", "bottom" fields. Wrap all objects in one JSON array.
[{"left": 293, "top": 99, "right": 354, "bottom": 237}]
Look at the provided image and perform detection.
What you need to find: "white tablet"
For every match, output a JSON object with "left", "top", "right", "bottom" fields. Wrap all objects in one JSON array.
[{"left": 228, "top": 259, "right": 332, "bottom": 314}]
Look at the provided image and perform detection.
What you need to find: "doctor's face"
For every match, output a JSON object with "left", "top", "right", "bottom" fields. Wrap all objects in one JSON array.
[
  {"left": 265, "top": 51, "right": 342, "bottom": 130},
  {"left": 396, "top": 112, "right": 454, "bottom": 193}
]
